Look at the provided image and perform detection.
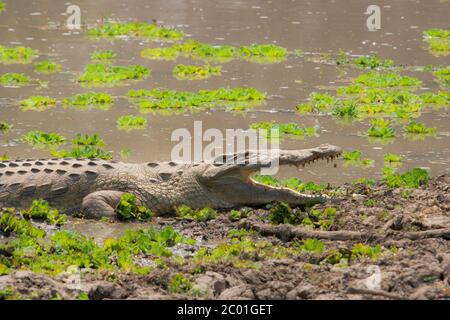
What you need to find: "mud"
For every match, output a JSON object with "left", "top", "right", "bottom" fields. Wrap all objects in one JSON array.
[{"left": 1, "top": 174, "right": 448, "bottom": 300}]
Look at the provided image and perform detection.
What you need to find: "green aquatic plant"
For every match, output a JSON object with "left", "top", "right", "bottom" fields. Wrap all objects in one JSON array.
[
  {"left": 228, "top": 209, "right": 250, "bottom": 222},
  {"left": 120, "top": 148, "right": 131, "bottom": 159},
  {"left": 0, "top": 1, "right": 5, "bottom": 12},
  {"left": 342, "top": 150, "right": 362, "bottom": 162},
  {"left": 140, "top": 47, "right": 180, "bottom": 60},
  {"left": 433, "top": 67, "right": 450, "bottom": 87},
  {"left": 250, "top": 121, "right": 319, "bottom": 139},
  {"left": 87, "top": 22, "right": 184, "bottom": 41},
  {"left": 21, "top": 200, "right": 66, "bottom": 226},
  {"left": 129, "top": 87, "right": 265, "bottom": 111},
  {"left": 0, "top": 214, "right": 193, "bottom": 276},
  {"left": 342, "top": 150, "right": 374, "bottom": 168},
  {"left": 0, "top": 45, "right": 37, "bottom": 64},
  {"left": 296, "top": 92, "right": 335, "bottom": 113},
  {"left": 300, "top": 238, "right": 325, "bottom": 254},
  {"left": 174, "top": 40, "right": 238, "bottom": 62},
  {"left": 116, "top": 193, "right": 154, "bottom": 221},
  {"left": 0, "top": 73, "right": 31, "bottom": 86},
  {"left": 352, "top": 55, "right": 394, "bottom": 69},
  {"left": 71, "top": 133, "right": 105, "bottom": 146},
  {"left": 116, "top": 115, "right": 147, "bottom": 131},
  {"left": 238, "top": 44, "right": 288, "bottom": 63},
  {"left": 91, "top": 50, "right": 116, "bottom": 62},
  {"left": 301, "top": 207, "right": 336, "bottom": 230},
  {"left": 21, "top": 130, "right": 65, "bottom": 148},
  {"left": 384, "top": 153, "right": 403, "bottom": 164},
  {"left": 34, "top": 60, "right": 62, "bottom": 74},
  {"left": 176, "top": 205, "right": 218, "bottom": 222},
  {"left": 403, "top": 121, "right": 436, "bottom": 135},
  {"left": 0, "top": 208, "right": 46, "bottom": 238},
  {"left": 423, "top": 28, "right": 450, "bottom": 56},
  {"left": 337, "top": 53, "right": 394, "bottom": 69},
  {"left": 367, "top": 118, "right": 395, "bottom": 139},
  {"left": 355, "top": 72, "right": 421, "bottom": 88},
  {"left": 268, "top": 202, "right": 305, "bottom": 225},
  {"left": 352, "top": 243, "right": 381, "bottom": 260},
  {"left": 168, "top": 274, "right": 193, "bottom": 294},
  {"left": 383, "top": 167, "right": 430, "bottom": 188},
  {"left": 78, "top": 63, "right": 150, "bottom": 87},
  {"left": 173, "top": 64, "right": 222, "bottom": 80},
  {"left": 63, "top": 92, "right": 113, "bottom": 109},
  {"left": 52, "top": 145, "right": 112, "bottom": 160},
  {"left": 194, "top": 233, "right": 293, "bottom": 269},
  {"left": 332, "top": 100, "right": 359, "bottom": 118},
  {"left": 352, "top": 177, "right": 376, "bottom": 186},
  {"left": 420, "top": 91, "right": 450, "bottom": 105},
  {"left": 253, "top": 175, "right": 328, "bottom": 193},
  {"left": 0, "top": 121, "right": 12, "bottom": 133},
  {"left": 20, "top": 96, "right": 56, "bottom": 111}
]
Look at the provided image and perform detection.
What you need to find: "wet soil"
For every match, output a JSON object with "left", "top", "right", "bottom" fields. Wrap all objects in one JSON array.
[{"left": 1, "top": 174, "right": 448, "bottom": 300}]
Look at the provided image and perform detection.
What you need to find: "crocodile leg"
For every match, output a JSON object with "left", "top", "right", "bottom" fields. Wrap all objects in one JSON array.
[{"left": 81, "top": 190, "right": 125, "bottom": 219}]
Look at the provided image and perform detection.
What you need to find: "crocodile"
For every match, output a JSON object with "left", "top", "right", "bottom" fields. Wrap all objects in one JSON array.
[{"left": 0, "top": 144, "right": 341, "bottom": 219}]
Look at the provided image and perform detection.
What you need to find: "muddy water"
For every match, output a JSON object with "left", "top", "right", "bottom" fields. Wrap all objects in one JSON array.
[{"left": 0, "top": 0, "right": 449, "bottom": 188}]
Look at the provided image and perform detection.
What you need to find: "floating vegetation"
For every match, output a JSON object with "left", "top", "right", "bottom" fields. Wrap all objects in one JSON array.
[
  {"left": 0, "top": 73, "right": 31, "bottom": 86},
  {"left": 403, "top": 121, "right": 436, "bottom": 135},
  {"left": 342, "top": 150, "right": 374, "bottom": 168},
  {"left": 0, "top": 121, "right": 12, "bottom": 133},
  {"left": 0, "top": 1, "right": 5, "bottom": 12},
  {"left": 296, "top": 92, "right": 335, "bottom": 113},
  {"left": 0, "top": 209, "right": 194, "bottom": 276},
  {"left": 52, "top": 133, "right": 112, "bottom": 160},
  {"left": 140, "top": 47, "right": 180, "bottom": 60},
  {"left": 20, "top": 96, "right": 56, "bottom": 112},
  {"left": 354, "top": 72, "right": 421, "bottom": 88},
  {"left": 367, "top": 118, "right": 396, "bottom": 140},
  {"left": 175, "top": 40, "right": 237, "bottom": 62},
  {"left": 78, "top": 63, "right": 150, "bottom": 87},
  {"left": 403, "top": 121, "right": 436, "bottom": 140},
  {"left": 21, "top": 130, "right": 66, "bottom": 148},
  {"left": 63, "top": 92, "right": 113, "bottom": 110},
  {"left": 194, "top": 231, "right": 295, "bottom": 269},
  {"left": 87, "top": 21, "right": 184, "bottom": 41},
  {"left": 52, "top": 145, "right": 112, "bottom": 160},
  {"left": 173, "top": 64, "right": 222, "bottom": 80},
  {"left": 116, "top": 193, "right": 154, "bottom": 221},
  {"left": 336, "top": 52, "right": 394, "bottom": 69},
  {"left": 250, "top": 121, "right": 319, "bottom": 139},
  {"left": 91, "top": 50, "right": 116, "bottom": 63},
  {"left": 433, "top": 67, "right": 450, "bottom": 87},
  {"left": 253, "top": 175, "right": 328, "bottom": 193},
  {"left": 176, "top": 205, "right": 218, "bottom": 222},
  {"left": 297, "top": 71, "right": 425, "bottom": 121},
  {"left": 423, "top": 28, "right": 450, "bottom": 56},
  {"left": 71, "top": 133, "right": 105, "bottom": 147},
  {"left": 238, "top": 44, "right": 288, "bottom": 63},
  {"left": 384, "top": 153, "right": 403, "bottom": 165},
  {"left": 116, "top": 115, "right": 147, "bottom": 131},
  {"left": 141, "top": 41, "right": 288, "bottom": 64},
  {"left": 420, "top": 91, "right": 450, "bottom": 106},
  {"left": 0, "top": 45, "right": 37, "bottom": 64},
  {"left": 383, "top": 167, "right": 430, "bottom": 188},
  {"left": 34, "top": 60, "right": 62, "bottom": 74},
  {"left": 21, "top": 200, "right": 66, "bottom": 226},
  {"left": 331, "top": 100, "right": 359, "bottom": 119},
  {"left": 128, "top": 87, "right": 265, "bottom": 112}
]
